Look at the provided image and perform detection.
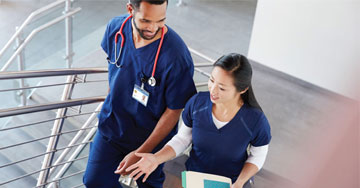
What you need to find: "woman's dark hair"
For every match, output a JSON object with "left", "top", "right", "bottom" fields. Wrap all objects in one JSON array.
[
  {"left": 213, "top": 53, "right": 262, "bottom": 111},
  {"left": 129, "top": 0, "right": 168, "bottom": 9}
]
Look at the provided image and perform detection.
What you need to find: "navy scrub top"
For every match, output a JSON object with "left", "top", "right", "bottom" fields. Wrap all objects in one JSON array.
[
  {"left": 182, "top": 92, "right": 271, "bottom": 182},
  {"left": 98, "top": 14, "right": 197, "bottom": 152}
]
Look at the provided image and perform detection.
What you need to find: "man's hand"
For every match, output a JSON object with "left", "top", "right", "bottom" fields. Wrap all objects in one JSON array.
[{"left": 114, "top": 151, "right": 140, "bottom": 175}]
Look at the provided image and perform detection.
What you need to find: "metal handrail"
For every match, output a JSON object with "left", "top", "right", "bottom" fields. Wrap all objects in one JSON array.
[
  {"left": 50, "top": 125, "right": 97, "bottom": 185},
  {"left": 71, "top": 183, "right": 85, "bottom": 188},
  {"left": 0, "top": 126, "right": 97, "bottom": 151},
  {"left": 0, "top": 96, "right": 105, "bottom": 118},
  {"left": 49, "top": 103, "right": 102, "bottom": 176},
  {"left": 0, "top": 7, "right": 81, "bottom": 72},
  {"left": 35, "top": 170, "right": 86, "bottom": 188},
  {"left": 0, "top": 67, "right": 107, "bottom": 80},
  {"left": 0, "top": 1, "right": 107, "bottom": 187},
  {"left": 0, "top": 111, "right": 100, "bottom": 132},
  {"left": 195, "top": 67, "right": 211, "bottom": 77},
  {"left": 189, "top": 47, "right": 215, "bottom": 63},
  {"left": 0, "top": 155, "right": 88, "bottom": 186},
  {"left": 194, "top": 63, "right": 213, "bottom": 67},
  {"left": 189, "top": 47, "right": 213, "bottom": 78},
  {"left": 195, "top": 82, "right": 208, "bottom": 87},
  {"left": 0, "top": 0, "right": 68, "bottom": 59},
  {"left": 0, "top": 80, "right": 107, "bottom": 93},
  {"left": 0, "top": 140, "right": 92, "bottom": 169}
]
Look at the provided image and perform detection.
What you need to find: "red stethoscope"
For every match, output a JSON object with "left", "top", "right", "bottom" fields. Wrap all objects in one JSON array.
[{"left": 108, "top": 15, "right": 165, "bottom": 87}]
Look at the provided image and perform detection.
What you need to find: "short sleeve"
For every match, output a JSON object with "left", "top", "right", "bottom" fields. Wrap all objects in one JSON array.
[
  {"left": 165, "top": 60, "right": 197, "bottom": 110},
  {"left": 181, "top": 94, "right": 198, "bottom": 128},
  {"left": 250, "top": 113, "right": 272, "bottom": 146},
  {"left": 101, "top": 16, "right": 128, "bottom": 58}
]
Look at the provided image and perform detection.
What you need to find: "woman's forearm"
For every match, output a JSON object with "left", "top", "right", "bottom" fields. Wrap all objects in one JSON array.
[
  {"left": 235, "top": 162, "right": 259, "bottom": 186},
  {"left": 154, "top": 145, "right": 177, "bottom": 164}
]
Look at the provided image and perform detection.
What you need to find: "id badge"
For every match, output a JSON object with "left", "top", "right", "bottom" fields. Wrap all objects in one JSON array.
[{"left": 132, "top": 84, "right": 149, "bottom": 106}]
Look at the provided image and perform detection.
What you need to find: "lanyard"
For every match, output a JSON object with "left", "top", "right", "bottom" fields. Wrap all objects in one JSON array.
[{"left": 108, "top": 15, "right": 165, "bottom": 87}]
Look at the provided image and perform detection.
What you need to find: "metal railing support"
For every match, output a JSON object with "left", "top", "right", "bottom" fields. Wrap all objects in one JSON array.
[
  {"left": 0, "top": 7, "right": 81, "bottom": 72},
  {"left": 188, "top": 47, "right": 215, "bottom": 63},
  {"left": 15, "top": 26, "right": 27, "bottom": 106},
  {"left": 1, "top": 155, "right": 89, "bottom": 186},
  {"left": 0, "top": 96, "right": 105, "bottom": 118},
  {"left": 188, "top": 47, "right": 214, "bottom": 78},
  {"left": 194, "top": 63, "right": 213, "bottom": 67},
  {"left": 195, "top": 67, "right": 211, "bottom": 78},
  {"left": 36, "top": 75, "right": 76, "bottom": 187},
  {"left": 64, "top": 0, "right": 74, "bottom": 68},
  {"left": 195, "top": 82, "right": 208, "bottom": 87},
  {"left": 0, "top": 140, "right": 93, "bottom": 169},
  {"left": 49, "top": 125, "right": 98, "bottom": 188},
  {"left": 0, "top": 67, "right": 107, "bottom": 80},
  {"left": 35, "top": 169, "right": 87, "bottom": 188},
  {"left": 176, "top": 0, "right": 183, "bottom": 7},
  {"left": 49, "top": 103, "right": 103, "bottom": 176},
  {"left": 0, "top": 0, "right": 67, "bottom": 59}
]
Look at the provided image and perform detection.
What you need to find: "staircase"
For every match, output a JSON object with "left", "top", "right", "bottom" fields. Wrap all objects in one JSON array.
[{"left": 0, "top": 1, "right": 300, "bottom": 188}]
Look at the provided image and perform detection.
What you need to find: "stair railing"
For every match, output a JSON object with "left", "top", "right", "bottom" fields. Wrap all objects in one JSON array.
[
  {"left": 0, "top": 67, "right": 107, "bottom": 187},
  {"left": 0, "top": 0, "right": 81, "bottom": 107}
]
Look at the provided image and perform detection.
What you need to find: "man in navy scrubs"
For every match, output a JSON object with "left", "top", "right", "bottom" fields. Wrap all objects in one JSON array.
[{"left": 83, "top": 0, "right": 197, "bottom": 187}]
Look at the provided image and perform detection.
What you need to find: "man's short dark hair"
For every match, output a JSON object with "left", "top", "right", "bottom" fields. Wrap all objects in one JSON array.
[{"left": 129, "top": 0, "right": 168, "bottom": 9}]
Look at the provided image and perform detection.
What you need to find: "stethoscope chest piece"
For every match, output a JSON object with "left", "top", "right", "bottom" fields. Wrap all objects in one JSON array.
[
  {"left": 148, "top": 76, "right": 156, "bottom": 87},
  {"left": 111, "top": 15, "right": 164, "bottom": 88}
]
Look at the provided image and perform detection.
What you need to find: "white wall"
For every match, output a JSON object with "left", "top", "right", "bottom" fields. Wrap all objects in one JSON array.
[{"left": 248, "top": 0, "right": 360, "bottom": 99}]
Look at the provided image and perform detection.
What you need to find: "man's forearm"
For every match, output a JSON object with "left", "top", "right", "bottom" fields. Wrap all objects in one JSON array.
[{"left": 136, "top": 108, "right": 182, "bottom": 153}]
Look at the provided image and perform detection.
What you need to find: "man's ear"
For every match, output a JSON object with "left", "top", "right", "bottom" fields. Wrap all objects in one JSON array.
[{"left": 126, "top": 3, "right": 134, "bottom": 15}]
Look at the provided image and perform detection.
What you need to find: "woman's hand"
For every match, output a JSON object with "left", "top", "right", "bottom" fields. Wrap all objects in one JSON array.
[
  {"left": 231, "top": 180, "right": 245, "bottom": 188},
  {"left": 125, "top": 152, "right": 159, "bottom": 182},
  {"left": 114, "top": 151, "right": 140, "bottom": 175}
]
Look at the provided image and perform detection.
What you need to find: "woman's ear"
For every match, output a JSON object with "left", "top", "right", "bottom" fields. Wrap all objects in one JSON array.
[{"left": 240, "top": 87, "right": 249, "bottom": 95}]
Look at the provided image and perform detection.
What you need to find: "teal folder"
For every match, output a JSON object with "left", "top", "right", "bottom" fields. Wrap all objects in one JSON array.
[
  {"left": 203, "top": 179, "right": 231, "bottom": 188},
  {"left": 181, "top": 171, "right": 232, "bottom": 188},
  {"left": 182, "top": 171, "right": 187, "bottom": 188}
]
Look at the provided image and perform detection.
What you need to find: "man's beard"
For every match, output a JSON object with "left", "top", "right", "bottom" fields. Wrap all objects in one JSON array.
[{"left": 133, "top": 18, "right": 161, "bottom": 40}]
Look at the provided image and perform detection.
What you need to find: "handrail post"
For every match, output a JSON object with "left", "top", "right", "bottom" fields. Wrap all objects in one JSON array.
[
  {"left": 36, "top": 75, "right": 76, "bottom": 187},
  {"left": 54, "top": 180, "right": 60, "bottom": 188},
  {"left": 64, "top": 0, "right": 74, "bottom": 68},
  {"left": 49, "top": 103, "right": 103, "bottom": 176},
  {"left": 0, "top": 0, "right": 67, "bottom": 60},
  {"left": 15, "top": 26, "right": 27, "bottom": 106}
]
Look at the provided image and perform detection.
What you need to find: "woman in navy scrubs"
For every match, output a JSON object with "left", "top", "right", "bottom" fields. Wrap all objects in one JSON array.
[{"left": 125, "top": 53, "right": 272, "bottom": 188}]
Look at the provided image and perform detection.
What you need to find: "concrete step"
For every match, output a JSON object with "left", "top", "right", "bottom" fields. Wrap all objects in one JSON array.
[
  {"left": 0, "top": 108, "right": 94, "bottom": 186},
  {"left": 0, "top": 152, "right": 37, "bottom": 188},
  {"left": 0, "top": 121, "right": 44, "bottom": 187}
]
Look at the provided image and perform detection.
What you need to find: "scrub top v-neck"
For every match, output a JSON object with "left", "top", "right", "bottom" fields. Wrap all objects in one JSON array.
[{"left": 182, "top": 92, "right": 271, "bottom": 182}]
